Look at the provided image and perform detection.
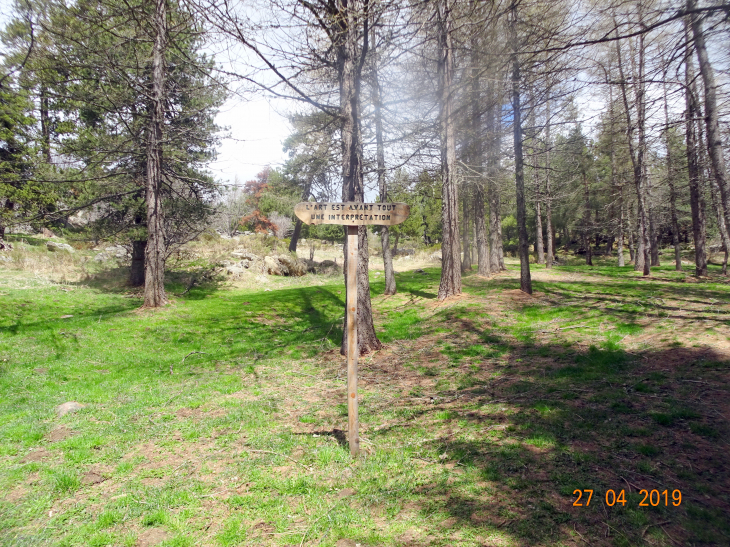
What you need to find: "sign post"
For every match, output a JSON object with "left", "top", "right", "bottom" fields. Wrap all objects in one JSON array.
[{"left": 294, "top": 201, "right": 410, "bottom": 457}]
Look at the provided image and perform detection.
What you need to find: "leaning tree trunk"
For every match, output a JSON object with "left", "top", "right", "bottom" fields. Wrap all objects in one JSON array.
[
  {"left": 699, "top": 117, "right": 730, "bottom": 275},
  {"left": 436, "top": 0, "right": 461, "bottom": 300},
  {"left": 684, "top": 20, "right": 708, "bottom": 276},
  {"left": 339, "top": 1, "right": 381, "bottom": 354},
  {"left": 689, "top": 0, "right": 730, "bottom": 238},
  {"left": 143, "top": 0, "right": 168, "bottom": 308},
  {"left": 371, "top": 24, "right": 396, "bottom": 295},
  {"left": 615, "top": 23, "right": 650, "bottom": 276}
]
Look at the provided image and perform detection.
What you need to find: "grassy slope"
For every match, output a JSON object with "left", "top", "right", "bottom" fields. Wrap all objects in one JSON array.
[{"left": 1, "top": 259, "right": 729, "bottom": 547}]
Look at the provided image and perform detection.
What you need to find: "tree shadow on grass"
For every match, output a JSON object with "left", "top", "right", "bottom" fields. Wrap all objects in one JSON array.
[{"left": 381, "top": 307, "right": 730, "bottom": 546}]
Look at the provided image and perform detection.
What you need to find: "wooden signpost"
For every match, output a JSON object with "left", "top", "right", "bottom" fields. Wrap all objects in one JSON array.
[{"left": 294, "top": 201, "right": 410, "bottom": 456}]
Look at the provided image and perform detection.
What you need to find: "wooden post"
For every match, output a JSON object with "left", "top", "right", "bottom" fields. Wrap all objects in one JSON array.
[
  {"left": 293, "top": 202, "right": 410, "bottom": 458},
  {"left": 346, "top": 225, "right": 359, "bottom": 457}
]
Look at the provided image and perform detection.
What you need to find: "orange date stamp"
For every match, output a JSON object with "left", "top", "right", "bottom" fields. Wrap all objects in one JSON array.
[{"left": 573, "top": 489, "right": 682, "bottom": 507}]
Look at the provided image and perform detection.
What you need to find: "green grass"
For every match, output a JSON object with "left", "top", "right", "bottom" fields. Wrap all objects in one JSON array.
[{"left": 1, "top": 253, "right": 730, "bottom": 546}]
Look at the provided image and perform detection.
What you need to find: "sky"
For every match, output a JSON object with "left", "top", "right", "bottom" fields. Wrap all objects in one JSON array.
[{"left": 209, "top": 95, "right": 292, "bottom": 189}]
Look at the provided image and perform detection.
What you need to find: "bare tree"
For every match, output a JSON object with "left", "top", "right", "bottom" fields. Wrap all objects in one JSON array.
[{"left": 436, "top": 0, "right": 461, "bottom": 300}]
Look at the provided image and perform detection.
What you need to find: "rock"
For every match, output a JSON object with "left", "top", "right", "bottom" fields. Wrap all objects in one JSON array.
[
  {"left": 41, "top": 227, "right": 56, "bottom": 238},
  {"left": 0, "top": 241, "right": 13, "bottom": 252},
  {"left": 429, "top": 251, "right": 442, "bottom": 261},
  {"left": 276, "top": 254, "right": 307, "bottom": 276},
  {"left": 47, "top": 241, "right": 75, "bottom": 253},
  {"left": 56, "top": 401, "right": 85, "bottom": 417},
  {"left": 225, "top": 265, "right": 246, "bottom": 277},
  {"left": 264, "top": 256, "right": 288, "bottom": 276},
  {"left": 104, "top": 245, "right": 129, "bottom": 259},
  {"left": 0, "top": 254, "right": 12, "bottom": 263},
  {"left": 231, "top": 249, "right": 258, "bottom": 261},
  {"left": 317, "top": 259, "right": 341, "bottom": 274}
]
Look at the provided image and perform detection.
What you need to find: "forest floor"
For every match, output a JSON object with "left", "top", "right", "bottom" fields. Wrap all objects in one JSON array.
[{"left": 1, "top": 248, "right": 730, "bottom": 547}]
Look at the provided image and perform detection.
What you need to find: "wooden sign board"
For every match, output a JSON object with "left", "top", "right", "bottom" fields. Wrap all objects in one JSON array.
[
  {"left": 294, "top": 202, "right": 409, "bottom": 226},
  {"left": 293, "top": 201, "right": 410, "bottom": 458}
]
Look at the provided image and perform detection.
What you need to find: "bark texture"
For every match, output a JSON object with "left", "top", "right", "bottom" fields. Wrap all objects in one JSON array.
[
  {"left": 510, "top": 2, "right": 532, "bottom": 294},
  {"left": 689, "top": 0, "right": 730, "bottom": 239},
  {"left": 615, "top": 21, "right": 650, "bottom": 276},
  {"left": 436, "top": 0, "right": 461, "bottom": 300},
  {"left": 487, "top": 93, "right": 504, "bottom": 272},
  {"left": 544, "top": 100, "right": 553, "bottom": 268},
  {"left": 684, "top": 23, "right": 707, "bottom": 276},
  {"left": 371, "top": 24, "right": 396, "bottom": 295},
  {"left": 143, "top": 0, "right": 168, "bottom": 308},
  {"left": 338, "top": 0, "right": 381, "bottom": 355},
  {"left": 472, "top": 49, "right": 489, "bottom": 277}
]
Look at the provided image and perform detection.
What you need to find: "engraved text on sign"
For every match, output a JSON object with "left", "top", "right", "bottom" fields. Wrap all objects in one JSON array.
[{"left": 294, "top": 202, "right": 410, "bottom": 226}]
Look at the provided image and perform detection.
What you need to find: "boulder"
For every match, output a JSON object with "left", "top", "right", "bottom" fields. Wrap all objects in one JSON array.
[
  {"left": 317, "top": 259, "right": 341, "bottom": 274},
  {"left": 105, "top": 245, "right": 129, "bottom": 259},
  {"left": 264, "top": 256, "right": 288, "bottom": 276},
  {"left": 225, "top": 265, "right": 246, "bottom": 277},
  {"left": 276, "top": 254, "right": 307, "bottom": 276},
  {"left": 429, "top": 251, "right": 442, "bottom": 261},
  {"left": 56, "top": 401, "right": 85, "bottom": 417},
  {"left": 47, "top": 241, "right": 75, "bottom": 253}
]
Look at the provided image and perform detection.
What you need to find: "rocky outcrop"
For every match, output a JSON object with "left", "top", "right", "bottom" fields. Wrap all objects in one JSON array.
[
  {"left": 47, "top": 241, "right": 75, "bottom": 253},
  {"left": 94, "top": 245, "right": 130, "bottom": 261}
]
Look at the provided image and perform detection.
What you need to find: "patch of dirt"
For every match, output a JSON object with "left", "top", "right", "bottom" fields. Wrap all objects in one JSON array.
[
  {"left": 46, "top": 426, "right": 73, "bottom": 442},
  {"left": 20, "top": 448, "right": 53, "bottom": 462},
  {"left": 5, "top": 485, "right": 27, "bottom": 502},
  {"left": 136, "top": 527, "right": 169, "bottom": 547},
  {"left": 81, "top": 471, "right": 107, "bottom": 486}
]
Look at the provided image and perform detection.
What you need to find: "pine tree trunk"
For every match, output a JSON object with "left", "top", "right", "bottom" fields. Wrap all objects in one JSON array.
[
  {"left": 617, "top": 188, "right": 625, "bottom": 266},
  {"left": 684, "top": 20, "right": 708, "bottom": 277},
  {"left": 289, "top": 220, "right": 303, "bottom": 252},
  {"left": 289, "top": 180, "right": 312, "bottom": 252},
  {"left": 461, "top": 190, "right": 472, "bottom": 273},
  {"left": 583, "top": 173, "right": 592, "bottom": 266},
  {"left": 143, "top": 0, "right": 168, "bottom": 308},
  {"left": 436, "top": 0, "right": 461, "bottom": 300},
  {"left": 338, "top": 0, "right": 381, "bottom": 354},
  {"left": 0, "top": 200, "right": 13, "bottom": 250},
  {"left": 689, "top": 0, "right": 730, "bottom": 238},
  {"left": 371, "top": 25, "right": 396, "bottom": 295},
  {"left": 487, "top": 93, "right": 504, "bottom": 272},
  {"left": 471, "top": 45, "right": 490, "bottom": 277},
  {"left": 130, "top": 239, "right": 147, "bottom": 286},
  {"left": 663, "top": 74, "right": 681, "bottom": 271},
  {"left": 615, "top": 19, "right": 650, "bottom": 276},
  {"left": 544, "top": 101, "right": 553, "bottom": 269},
  {"left": 40, "top": 88, "right": 51, "bottom": 164},
  {"left": 510, "top": 2, "right": 532, "bottom": 294}
]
